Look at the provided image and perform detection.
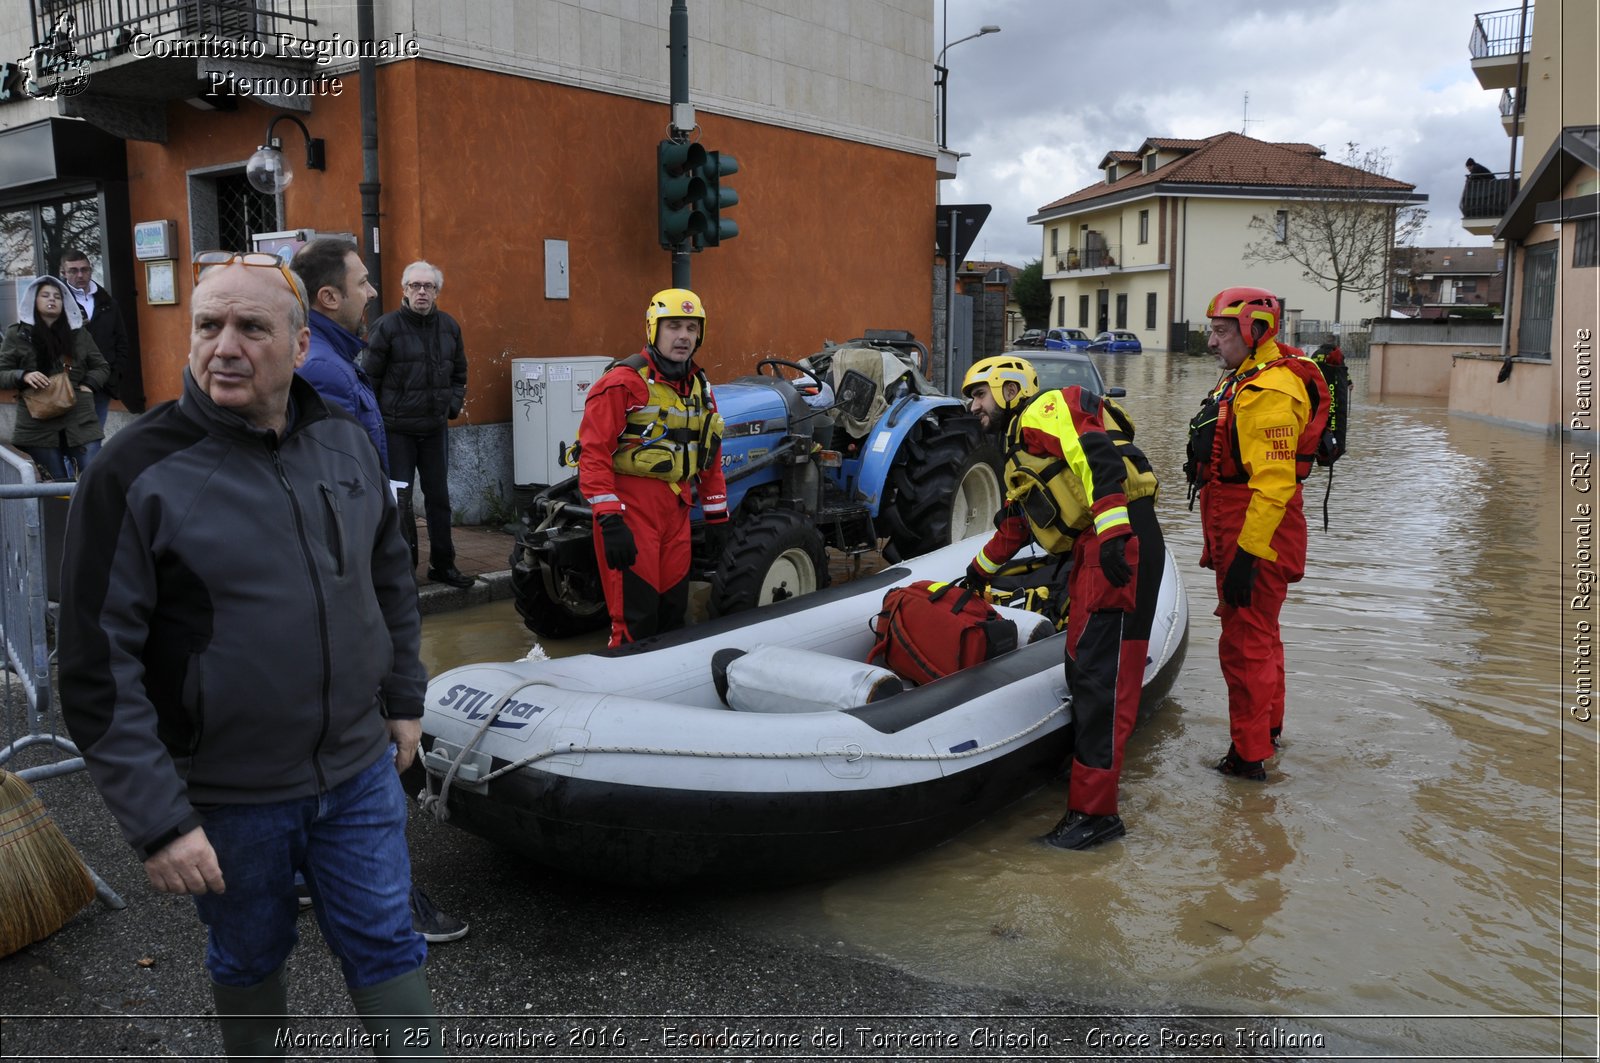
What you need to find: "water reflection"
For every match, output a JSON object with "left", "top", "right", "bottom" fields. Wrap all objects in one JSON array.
[{"left": 421, "top": 351, "right": 1598, "bottom": 1058}]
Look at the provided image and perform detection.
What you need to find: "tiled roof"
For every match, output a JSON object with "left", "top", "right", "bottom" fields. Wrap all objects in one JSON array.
[
  {"left": 1036, "top": 132, "right": 1417, "bottom": 215},
  {"left": 959, "top": 259, "right": 1022, "bottom": 279},
  {"left": 1139, "top": 137, "right": 1212, "bottom": 152},
  {"left": 1395, "top": 246, "right": 1503, "bottom": 275},
  {"left": 1096, "top": 150, "right": 1141, "bottom": 168}
]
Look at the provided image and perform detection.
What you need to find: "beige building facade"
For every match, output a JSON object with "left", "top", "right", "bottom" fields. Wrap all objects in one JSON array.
[
  {"left": 1030, "top": 134, "right": 1422, "bottom": 352},
  {"left": 1377, "top": 0, "right": 1598, "bottom": 435}
]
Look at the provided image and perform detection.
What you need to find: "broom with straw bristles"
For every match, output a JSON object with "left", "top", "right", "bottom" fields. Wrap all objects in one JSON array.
[{"left": 0, "top": 769, "right": 96, "bottom": 958}]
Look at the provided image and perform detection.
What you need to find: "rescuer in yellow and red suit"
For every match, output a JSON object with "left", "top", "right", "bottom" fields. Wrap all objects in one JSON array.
[
  {"left": 1188, "top": 287, "right": 1330, "bottom": 780},
  {"left": 577, "top": 288, "right": 728, "bottom": 647},
  {"left": 962, "top": 355, "right": 1164, "bottom": 850}
]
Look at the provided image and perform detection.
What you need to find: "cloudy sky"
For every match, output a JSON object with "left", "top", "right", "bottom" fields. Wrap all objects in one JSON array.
[{"left": 938, "top": 0, "right": 1517, "bottom": 267}]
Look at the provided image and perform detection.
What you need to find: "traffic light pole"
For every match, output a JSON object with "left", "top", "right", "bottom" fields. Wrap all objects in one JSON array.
[{"left": 669, "top": 0, "right": 692, "bottom": 289}]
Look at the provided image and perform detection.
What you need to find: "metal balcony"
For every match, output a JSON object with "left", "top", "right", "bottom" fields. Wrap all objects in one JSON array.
[
  {"left": 1052, "top": 244, "right": 1122, "bottom": 274},
  {"left": 1499, "top": 87, "right": 1525, "bottom": 135},
  {"left": 22, "top": 0, "right": 320, "bottom": 140},
  {"left": 28, "top": 0, "right": 316, "bottom": 63},
  {"left": 1469, "top": 5, "right": 1533, "bottom": 90},
  {"left": 1460, "top": 171, "right": 1517, "bottom": 235}
]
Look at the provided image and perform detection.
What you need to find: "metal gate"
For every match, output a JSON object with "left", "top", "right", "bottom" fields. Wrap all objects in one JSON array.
[
  {"left": 1518, "top": 241, "right": 1558, "bottom": 358},
  {"left": 0, "top": 449, "right": 125, "bottom": 910}
]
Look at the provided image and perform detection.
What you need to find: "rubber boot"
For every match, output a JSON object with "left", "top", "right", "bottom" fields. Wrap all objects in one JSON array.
[
  {"left": 211, "top": 964, "right": 288, "bottom": 1060},
  {"left": 349, "top": 966, "right": 445, "bottom": 1060}
]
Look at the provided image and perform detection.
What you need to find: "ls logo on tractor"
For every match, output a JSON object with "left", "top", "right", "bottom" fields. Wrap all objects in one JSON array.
[{"left": 436, "top": 683, "right": 547, "bottom": 729}]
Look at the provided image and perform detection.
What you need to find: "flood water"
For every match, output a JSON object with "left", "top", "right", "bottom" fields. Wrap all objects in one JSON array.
[{"left": 421, "top": 351, "right": 1599, "bottom": 1059}]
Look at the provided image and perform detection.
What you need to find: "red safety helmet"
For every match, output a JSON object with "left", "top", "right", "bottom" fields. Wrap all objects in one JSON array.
[{"left": 1206, "top": 287, "right": 1281, "bottom": 349}]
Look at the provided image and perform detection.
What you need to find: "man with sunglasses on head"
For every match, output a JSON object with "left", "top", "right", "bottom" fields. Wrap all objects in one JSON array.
[
  {"left": 363, "top": 261, "right": 473, "bottom": 589},
  {"left": 57, "top": 252, "right": 445, "bottom": 1059}
]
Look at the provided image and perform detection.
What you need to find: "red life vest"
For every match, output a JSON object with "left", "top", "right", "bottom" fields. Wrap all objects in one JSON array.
[{"left": 1201, "top": 355, "right": 1331, "bottom": 485}]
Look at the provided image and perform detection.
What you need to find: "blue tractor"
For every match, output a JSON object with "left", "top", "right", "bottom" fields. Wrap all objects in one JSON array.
[{"left": 510, "top": 331, "right": 1004, "bottom": 638}]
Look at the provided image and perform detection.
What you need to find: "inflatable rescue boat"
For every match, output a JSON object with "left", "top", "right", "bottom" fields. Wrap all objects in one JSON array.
[{"left": 417, "top": 535, "right": 1189, "bottom": 887}]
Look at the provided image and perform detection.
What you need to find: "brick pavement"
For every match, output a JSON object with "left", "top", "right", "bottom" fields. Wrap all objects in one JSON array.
[{"left": 410, "top": 520, "right": 518, "bottom": 614}]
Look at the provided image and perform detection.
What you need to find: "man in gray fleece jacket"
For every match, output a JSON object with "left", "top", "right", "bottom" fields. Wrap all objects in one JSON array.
[{"left": 59, "top": 254, "right": 442, "bottom": 1060}]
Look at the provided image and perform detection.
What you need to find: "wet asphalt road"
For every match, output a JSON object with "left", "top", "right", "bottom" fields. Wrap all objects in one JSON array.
[{"left": 0, "top": 760, "right": 1300, "bottom": 1063}]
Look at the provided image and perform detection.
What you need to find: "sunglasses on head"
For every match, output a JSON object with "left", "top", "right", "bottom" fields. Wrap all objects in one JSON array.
[{"left": 192, "top": 251, "right": 305, "bottom": 312}]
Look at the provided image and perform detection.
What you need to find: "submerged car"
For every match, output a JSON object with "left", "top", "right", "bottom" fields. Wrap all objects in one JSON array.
[
  {"left": 1008, "top": 349, "right": 1125, "bottom": 399},
  {"left": 1014, "top": 328, "right": 1046, "bottom": 349},
  {"left": 1087, "top": 329, "right": 1143, "bottom": 354},
  {"left": 1044, "top": 327, "right": 1092, "bottom": 351}
]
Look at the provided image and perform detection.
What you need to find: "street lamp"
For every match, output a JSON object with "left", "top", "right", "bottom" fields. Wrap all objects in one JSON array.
[
  {"left": 935, "top": 24, "right": 999, "bottom": 150},
  {"left": 246, "top": 114, "right": 326, "bottom": 195}
]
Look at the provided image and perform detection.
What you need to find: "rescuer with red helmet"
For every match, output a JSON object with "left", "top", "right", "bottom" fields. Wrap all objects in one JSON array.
[{"left": 1188, "top": 287, "right": 1330, "bottom": 780}]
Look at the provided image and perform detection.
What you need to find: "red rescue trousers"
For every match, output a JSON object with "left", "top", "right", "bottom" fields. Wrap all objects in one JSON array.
[
  {"left": 594, "top": 477, "right": 692, "bottom": 648},
  {"left": 1200, "top": 481, "right": 1307, "bottom": 764},
  {"left": 1064, "top": 497, "right": 1164, "bottom": 816}
]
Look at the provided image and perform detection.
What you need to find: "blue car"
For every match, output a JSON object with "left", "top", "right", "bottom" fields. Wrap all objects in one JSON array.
[
  {"left": 1044, "top": 327, "right": 1092, "bottom": 351},
  {"left": 1087, "top": 329, "right": 1143, "bottom": 354}
]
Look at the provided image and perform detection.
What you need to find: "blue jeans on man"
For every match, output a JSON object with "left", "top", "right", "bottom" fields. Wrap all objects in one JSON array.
[{"left": 192, "top": 748, "right": 424, "bottom": 989}]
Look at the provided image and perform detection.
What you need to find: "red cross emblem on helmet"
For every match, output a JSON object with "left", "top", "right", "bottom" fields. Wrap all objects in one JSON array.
[{"left": 680, "top": 299, "right": 697, "bottom": 314}]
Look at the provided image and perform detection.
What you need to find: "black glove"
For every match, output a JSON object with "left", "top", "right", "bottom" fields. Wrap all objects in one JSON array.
[
  {"left": 1222, "top": 547, "right": 1259, "bottom": 608},
  {"left": 960, "top": 559, "right": 990, "bottom": 591},
  {"left": 598, "top": 513, "right": 637, "bottom": 570},
  {"left": 1099, "top": 535, "right": 1132, "bottom": 588},
  {"left": 702, "top": 519, "right": 729, "bottom": 560}
]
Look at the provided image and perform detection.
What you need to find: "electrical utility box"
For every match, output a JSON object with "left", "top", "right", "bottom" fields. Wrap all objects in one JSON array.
[{"left": 512, "top": 356, "right": 614, "bottom": 489}]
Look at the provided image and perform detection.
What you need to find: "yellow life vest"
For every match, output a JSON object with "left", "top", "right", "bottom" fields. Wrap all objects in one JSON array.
[
  {"left": 611, "top": 355, "right": 725, "bottom": 485},
  {"left": 1004, "top": 394, "right": 1159, "bottom": 553}
]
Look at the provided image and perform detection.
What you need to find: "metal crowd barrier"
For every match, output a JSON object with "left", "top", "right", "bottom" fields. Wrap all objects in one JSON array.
[{"left": 0, "top": 449, "right": 125, "bottom": 910}]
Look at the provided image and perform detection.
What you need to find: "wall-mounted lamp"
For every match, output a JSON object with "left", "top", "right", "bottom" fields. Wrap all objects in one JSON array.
[{"left": 246, "top": 114, "right": 326, "bottom": 195}]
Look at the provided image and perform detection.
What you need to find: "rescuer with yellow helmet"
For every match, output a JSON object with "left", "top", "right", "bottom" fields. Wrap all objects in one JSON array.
[
  {"left": 960, "top": 352, "right": 1165, "bottom": 850},
  {"left": 576, "top": 288, "right": 728, "bottom": 646}
]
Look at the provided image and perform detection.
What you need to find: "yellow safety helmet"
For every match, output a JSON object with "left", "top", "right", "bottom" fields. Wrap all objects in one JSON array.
[
  {"left": 645, "top": 288, "right": 706, "bottom": 349},
  {"left": 962, "top": 355, "right": 1039, "bottom": 411}
]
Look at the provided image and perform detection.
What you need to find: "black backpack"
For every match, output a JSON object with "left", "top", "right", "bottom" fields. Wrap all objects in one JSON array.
[{"left": 1310, "top": 343, "right": 1350, "bottom": 467}]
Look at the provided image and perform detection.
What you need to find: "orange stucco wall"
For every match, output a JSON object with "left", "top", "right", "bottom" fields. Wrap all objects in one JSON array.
[{"left": 124, "top": 59, "right": 935, "bottom": 424}]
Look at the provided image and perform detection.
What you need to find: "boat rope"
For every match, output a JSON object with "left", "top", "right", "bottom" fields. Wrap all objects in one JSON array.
[
  {"left": 418, "top": 696, "right": 1068, "bottom": 821},
  {"left": 418, "top": 677, "right": 557, "bottom": 823}
]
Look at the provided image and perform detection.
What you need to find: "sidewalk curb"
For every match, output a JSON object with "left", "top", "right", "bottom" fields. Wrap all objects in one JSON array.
[{"left": 416, "top": 568, "right": 514, "bottom": 615}]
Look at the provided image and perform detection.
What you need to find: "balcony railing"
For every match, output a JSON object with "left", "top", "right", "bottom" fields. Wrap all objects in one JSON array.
[
  {"left": 1053, "top": 245, "right": 1122, "bottom": 272},
  {"left": 1460, "top": 172, "right": 1518, "bottom": 220},
  {"left": 28, "top": 0, "right": 317, "bottom": 63},
  {"left": 1499, "top": 87, "right": 1526, "bottom": 119},
  {"left": 1469, "top": 6, "right": 1533, "bottom": 60}
]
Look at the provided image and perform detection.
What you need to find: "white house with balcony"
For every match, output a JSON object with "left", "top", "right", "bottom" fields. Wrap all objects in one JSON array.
[{"left": 1029, "top": 133, "right": 1423, "bottom": 351}]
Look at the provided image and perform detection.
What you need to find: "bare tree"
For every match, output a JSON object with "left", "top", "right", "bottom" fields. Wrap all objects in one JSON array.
[{"left": 1244, "top": 143, "right": 1427, "bottom": 321}]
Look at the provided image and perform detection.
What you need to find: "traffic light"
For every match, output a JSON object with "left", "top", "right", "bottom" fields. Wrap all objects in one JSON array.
[
  {"left": 697, "top": 150, "right": 740, "bottom": 248},
  {"left": 657, "top": 139, "right": 707, "bottom": 249}
]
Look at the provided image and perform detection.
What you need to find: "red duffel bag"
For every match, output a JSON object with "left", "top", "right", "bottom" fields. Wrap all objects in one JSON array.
[{"left": 868, "top": 580, "right": 1018, "bottom": 685}]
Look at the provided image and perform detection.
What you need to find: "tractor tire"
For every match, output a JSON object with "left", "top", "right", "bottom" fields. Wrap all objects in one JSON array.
[
  {"left": 510, "top": 542, "right": 609, "bottom": 640},
  {"left": 708, "top": 510, "right": 831, "bottom": 618},
  {"left": 878, "top": 414, "right": 1004, "bottom": 560}
]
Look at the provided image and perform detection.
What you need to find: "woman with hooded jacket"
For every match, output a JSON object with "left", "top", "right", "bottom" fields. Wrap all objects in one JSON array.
[{"left": 0, "top": 275, "right": 109, "bottom": 480}]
